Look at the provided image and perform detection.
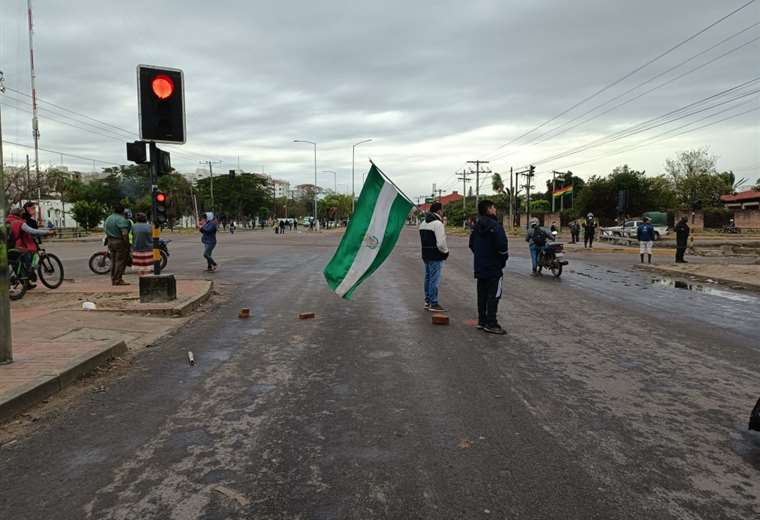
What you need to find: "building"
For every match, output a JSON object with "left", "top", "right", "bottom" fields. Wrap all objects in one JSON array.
[
  {"left": 416, "top": 191, "right": 464, "bottom": 213},
  {"left": 272, "top": 179, "right": 290, "bottom": 198},
  {"left": 720, "top": 189, "right": 760, "bottom": 229},
  {"left": 294, "top": 184, "right": 323, "bottom": 199}
]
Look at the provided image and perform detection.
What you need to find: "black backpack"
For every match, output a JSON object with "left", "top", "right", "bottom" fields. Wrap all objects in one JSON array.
[{"left": 532, "top": 227, "right": 548, "bottom": 247}]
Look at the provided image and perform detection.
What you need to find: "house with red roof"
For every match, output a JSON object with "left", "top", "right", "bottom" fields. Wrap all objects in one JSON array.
[
  {"left": 720, "top": 189, "right": 760, "bottom": 229},
  {"left": 416, "top": 191, "right": 464, "bottom": 213}
]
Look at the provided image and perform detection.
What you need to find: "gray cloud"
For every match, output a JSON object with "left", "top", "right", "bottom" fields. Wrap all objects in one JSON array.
[{"left": 1, "top": 0, "right": 758, "bottom": 197}]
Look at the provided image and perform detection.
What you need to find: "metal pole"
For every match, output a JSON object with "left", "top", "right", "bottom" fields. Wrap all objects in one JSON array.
[
  {"left": 0, "top": 72, "right": 12, "bottom": 364},
  {"left": 351, "top": 139, "right": 372, "bottom": 215},
  {"left": 150, "top": 142, "right": 161, "bottom": 275},
  {"left": 26, "top": 155, "right": 30, "bottom": 203},
  {"left": 313, "top": 142, "right": 318, "bottom": 230},
  {"left": 27, "top": 0, "right": 40, "bottom": 187},
  {"left": 209, "top": 162, "right": 214, "bottom": 212},
  {"left": 551, "top": 171, "right": 556, "bottom": 213}
]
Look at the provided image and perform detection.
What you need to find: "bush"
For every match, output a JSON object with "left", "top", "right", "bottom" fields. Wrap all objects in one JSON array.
[{"left": 71, "top": 201, "right": 107, "bottom": 231}]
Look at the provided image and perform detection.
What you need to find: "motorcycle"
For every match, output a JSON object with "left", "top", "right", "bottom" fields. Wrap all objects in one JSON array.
[
  {"left": 536, "top": 232, "right": 568, "bottom": 278},
  {"left": 89, "top": 238, "right": 170, "bottom": 275}
]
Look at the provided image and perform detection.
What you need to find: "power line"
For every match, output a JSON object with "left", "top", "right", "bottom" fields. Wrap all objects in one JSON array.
[
  {"left": 531, "top": 76, "right": 760, "bottom": 166},
  {"left": 483, "top": 0, "right": 757, "bottom": 161},
  {"left": 491, "top": 22, "right": 760, "bottom": 160},
  {"left": 1, "top": 138, "right": 120, "bottom": 165}
]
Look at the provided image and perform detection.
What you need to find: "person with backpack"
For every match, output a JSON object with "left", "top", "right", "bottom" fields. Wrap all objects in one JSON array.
[
  {"left": 6, "top": 207, "right": 53, "bottom": 288},
  {"left": 470, "top": 200, "right": 509, "bottom": 334},
  {"left": 583, "top": 213, "right": 596, "bottom": 248},
  {"left": 526, "top": 217, "right": 548, "bottom": 275},
  {"left": 419, "top": 202, "right": 449, "bottom": 312}
]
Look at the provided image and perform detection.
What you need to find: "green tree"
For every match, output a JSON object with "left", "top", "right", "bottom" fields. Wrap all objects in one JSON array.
[
  {"left": 665, "top": 149, "right": 732, "bottom": 209},
  {"left": 71, "top": 201, "right": 107, "bottom": 231},
  {"left": 318, "top": 193, "right": 352, "bottom": 221},
  {"left": 195, "top": 173, "right": 271, "bottom": 220}
]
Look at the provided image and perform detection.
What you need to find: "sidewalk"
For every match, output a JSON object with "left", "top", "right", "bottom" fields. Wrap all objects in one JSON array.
[{"left": 1, "top": 277, "right": 213, "bottom": 421}]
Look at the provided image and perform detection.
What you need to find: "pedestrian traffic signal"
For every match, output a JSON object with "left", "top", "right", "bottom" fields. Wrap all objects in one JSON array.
[
  {"left": 137, "top": 65, "right": 185, "bottom": 144},
  {"left": 154, "top": 190, "right": 168, "bottom": 225}
]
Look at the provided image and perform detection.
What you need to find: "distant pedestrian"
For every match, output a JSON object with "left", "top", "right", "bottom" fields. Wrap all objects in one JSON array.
[
  {"left": 637, "top": 216, "right": 656, "bottom": 264},
  {"left": 104, "top": 203, "right": 132, "bottom": 285},
  {"left": 569, "top": 221, "right": 580, "bottom": 243},
  {"left": 293, "top": 219, "right": 298, "bottom": 231},
  {"left": 229, "top": 221, "right": 236, "bottom": 234},
  {"left": 131, "top": 212, "right": 153, "bottom": 275},
  {"left": 279, "top": 219, "right": 286, "bottom": 235},
  {"left": 675, "top": 216, "right": 690, "bottom": 263},
  {"left": 583, "top": 213, "right": 596, "bottom": 248},
  {"left": 199, "top": 215, "right": 218, "bottom": 272},
  {"left": 419, "top": 202, "right": 449, "bottom": 312},
  {"left": 469, "top": 200, "right": 509, "bottom": 335}
]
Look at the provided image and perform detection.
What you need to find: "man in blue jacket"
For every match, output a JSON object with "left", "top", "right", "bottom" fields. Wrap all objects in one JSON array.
[
  {"left": 637, "top": 217, "right": 656, "bottom": 264},
  {"left": 469, "top": 200, "right": 509, "bottom": 335}
]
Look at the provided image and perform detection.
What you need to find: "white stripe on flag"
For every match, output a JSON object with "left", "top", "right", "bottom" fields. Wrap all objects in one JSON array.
[{"left": 334, "top": 181, "right": 398, "bottom": 297}]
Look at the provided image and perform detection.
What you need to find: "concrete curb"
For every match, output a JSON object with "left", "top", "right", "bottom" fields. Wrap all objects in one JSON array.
[
  {"left": 635, "top": 265, "right": 760, "bottom": 293},
  {"left": 91, "top": 280, "right": 214, "bottom": 317},
  {"left": 0, "top": 340, "right": 128, "bottom": 422}
]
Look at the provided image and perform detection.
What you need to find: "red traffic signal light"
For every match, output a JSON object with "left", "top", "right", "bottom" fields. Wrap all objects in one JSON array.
[
  {"left": 151, "top": 74, "right": 175, "bottom": 100},
  {"left": 155, "top": 192, "right": 167, "bottom": 203},
  {"left": 137, "top": 65, "right": 185, "bottom": 144}
]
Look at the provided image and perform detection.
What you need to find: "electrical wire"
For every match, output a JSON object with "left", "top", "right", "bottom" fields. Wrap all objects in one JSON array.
[
  {"left": 490, "top": 22, "right": 760, "bottom": 161},
  {"left": 483, "top": 0, "right": 757, "bottom": 161}
]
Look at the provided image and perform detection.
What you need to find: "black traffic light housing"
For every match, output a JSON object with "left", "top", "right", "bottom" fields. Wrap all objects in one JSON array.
[
  {"left": 137, "top": 65, "right": 185, "bottom": 144},
  {"left": 154, "top": 190, "right": 168, "bottom": 226},
  {"left": 126, "top": 141, "right": 147, "bottom": 164}
]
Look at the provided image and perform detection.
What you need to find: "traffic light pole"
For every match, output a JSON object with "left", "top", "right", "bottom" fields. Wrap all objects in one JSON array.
[
  {"left": 150, "top": 141, "right": 161, "bottom": 275},
  {"left": 0, "top": 74, "right": 12, "bottom": 364}
]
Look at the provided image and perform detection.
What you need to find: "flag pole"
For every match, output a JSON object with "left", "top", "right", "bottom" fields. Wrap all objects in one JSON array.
[{"left": 368, "top": 158, "right": 419, "bottom": 212}]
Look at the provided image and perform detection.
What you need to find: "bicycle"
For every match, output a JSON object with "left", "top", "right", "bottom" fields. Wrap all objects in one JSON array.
[
  {"left": 7, "top": 250, "right": 28, "bottom": 300},
  {"left": 35, "top": 245, "right": 65, "bottom": 289},
  {"left": 89, "top": 238, "right": 169, "bottom": 275}
]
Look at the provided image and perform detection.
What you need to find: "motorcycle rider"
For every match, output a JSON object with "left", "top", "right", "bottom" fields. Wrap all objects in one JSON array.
[{"left": 526, "top": 217, "right": 550, "bottom": 275}]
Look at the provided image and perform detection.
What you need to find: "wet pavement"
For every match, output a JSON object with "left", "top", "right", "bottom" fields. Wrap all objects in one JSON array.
[{"left": 2, "top": 228, "right": 759, "bottom": 519}]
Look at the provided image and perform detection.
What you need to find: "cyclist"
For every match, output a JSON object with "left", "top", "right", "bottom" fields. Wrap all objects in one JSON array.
[{"left": 6, "top": 207, "right": 54, "bottom": 289}]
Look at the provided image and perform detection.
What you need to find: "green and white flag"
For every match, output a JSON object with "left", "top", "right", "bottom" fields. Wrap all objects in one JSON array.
[{"left": 324, "top": 164, "right": 414, "bottom": 299}]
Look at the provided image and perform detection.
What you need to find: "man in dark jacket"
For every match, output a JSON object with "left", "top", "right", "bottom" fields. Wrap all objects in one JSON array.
[
  {"left": 469, "top": 200, "right": 509, "bottom": 335},
  {"left": 419, "top": 202, "right": 449, "bottom": 312},
  {"left": 675, "top": 216, "right": 690, "bottom": 263}
]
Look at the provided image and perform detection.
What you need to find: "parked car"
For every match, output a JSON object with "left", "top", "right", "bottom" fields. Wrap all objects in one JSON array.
[{"left": 602, "top": 219, "right": 669, "bottom": 240}]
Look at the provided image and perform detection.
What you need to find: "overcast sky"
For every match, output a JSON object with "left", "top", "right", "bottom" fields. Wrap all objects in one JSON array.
[{"left": 1, "top": 0, "right": 758, "bottom": 199}]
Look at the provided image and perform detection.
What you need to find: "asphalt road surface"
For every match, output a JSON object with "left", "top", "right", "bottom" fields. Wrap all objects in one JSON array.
[{"left": 2, "top": 228, "right": 760, "bottom": 519}]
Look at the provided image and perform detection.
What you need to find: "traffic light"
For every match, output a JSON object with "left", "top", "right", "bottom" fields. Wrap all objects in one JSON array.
[
  {"left": 126, "top": 141, "right": 147, "bottom": 163},
  {"left": 154, "top": 190, "right": 168, "bottom": 226},
  {"left": 137, "top": 65, "right": 185, "bottom": 144},
  {"left": 529, "top": 164, "right": 535, "bottom": 175},
  {"left": 229, "top": 169, "right": 236, "bottom": 179}
]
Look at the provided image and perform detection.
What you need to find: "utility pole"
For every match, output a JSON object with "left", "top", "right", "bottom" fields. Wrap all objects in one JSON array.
[
  {"left": 0, "top": 70, "right": 11, "bottom": 364},
  {"left": 436, "top": 189, "right": 443, "bottom": 201},
  {"left": 27, "top": 0, "right": 40, "bottom": 188},
  {"left": 523, "top": 165, "right": 535, "bottom": 230},
  {"left": 26, "top": 155, "right": 30, "bottom": 202},
  {"left": 457, "top": 169, "right": 472, "bottom": 222},
  {"left": 509, "top": 167, "right": 514, "bottom": 230},
  {"left": 467, "top": 160, "right": 491, "bottom": 210},
  {"left": 199, "top": 160, "right": 222, "bottom": 213},
  {"left": 551, "top": 170, "right": 557, "bottom": 213}
]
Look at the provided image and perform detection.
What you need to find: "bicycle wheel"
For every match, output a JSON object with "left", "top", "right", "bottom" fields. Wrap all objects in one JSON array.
[
  {"left": 8, "top": 271, "right": 26, "bottom": 301},
  {"left": 38, "top": 253, "right": 64, "bottom": 289},
  {"left": 89, "top": 252, "right": 111, "bottom": 275}
]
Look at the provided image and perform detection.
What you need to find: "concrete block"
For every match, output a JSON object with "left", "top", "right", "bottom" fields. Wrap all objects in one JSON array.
[
  {"left": 298, "top": 312, "right": 315, "bottom": 320},
  {"left": 139, "top": 274, "right": 177, "bottom": 303},
  {"left": 239, "top": 308, "right": 251, "bottom": 319}
]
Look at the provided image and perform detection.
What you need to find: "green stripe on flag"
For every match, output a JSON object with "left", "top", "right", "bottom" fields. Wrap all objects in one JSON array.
[
  {"left": 323, "top": 165, "right": 384, "bottom": 292},
  {"left": 342, "top": 194, "right": 412, "bottom": 299}
]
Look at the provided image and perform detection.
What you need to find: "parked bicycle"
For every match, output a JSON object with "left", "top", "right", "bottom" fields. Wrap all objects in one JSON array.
[{"left": 89, "top": 238, "right": 170, "bottom": 275}]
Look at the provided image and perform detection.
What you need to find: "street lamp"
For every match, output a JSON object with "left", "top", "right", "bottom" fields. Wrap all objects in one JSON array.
[
  {"left": 293, "top": 139, "right": 318, "bottom": 229},
  {"left": 352, "top": 138, "right": 372, "bottom": 214},
  {"left": 321, "top": 170, "right": 337, "bottom": 193}
]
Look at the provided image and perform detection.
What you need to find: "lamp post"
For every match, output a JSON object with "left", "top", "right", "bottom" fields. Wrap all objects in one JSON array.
[
  {"left": 321, "top": 170, "right": 337, "bottom": 193},
  {"left": 352, "top": 138, "right": 372, "bottom": 214},
  {"left": 293, "top": 140, "right": 317, "bottom": 229}
]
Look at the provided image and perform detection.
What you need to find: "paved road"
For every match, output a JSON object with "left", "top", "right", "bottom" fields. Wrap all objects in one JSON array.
[{"left": 2, "top": 228, "right": 760, "bottom": 519}]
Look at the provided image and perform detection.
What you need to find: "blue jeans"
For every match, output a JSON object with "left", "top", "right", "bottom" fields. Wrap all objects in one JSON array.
[
  {"left": 203, "top": 243, "right": 217, "bottom": 269},
  {"left": 424, "top": 260, "right": 443, "bottom": 305},
  {"left": 529, "top": 243, "right": 539, "bottom": 272}
]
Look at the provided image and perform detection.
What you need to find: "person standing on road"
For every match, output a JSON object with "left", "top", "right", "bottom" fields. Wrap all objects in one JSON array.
[
  {"left": 583, "top": 213, "right": 596, "bottom": 248},
  {"left": 470, "top": 200, "right": 509, "bottom": 334},
  {"left": 199, "top": 215, "right": 219, "bottom": 272},
  {"left": 130, "top": 212, "right": 153, "bottom": 276},
  {"left": 419, "top": 202, "right": 449, "bottom": 312},
  {"left": 104, "top": 203, "right": 132, "bottom": 286},
  {"left": 675, "top": 216, "right": 690, "bottom": 263},
  {"left": 569, "top": 220, "right": 580, "bottom": 244},
  {"left": 637, "top": 216, "right": 656, "bottom": 264}
]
